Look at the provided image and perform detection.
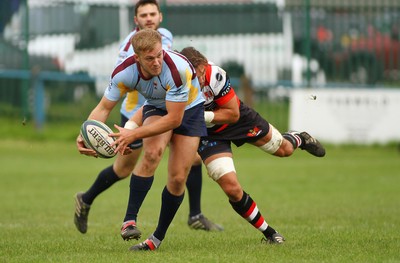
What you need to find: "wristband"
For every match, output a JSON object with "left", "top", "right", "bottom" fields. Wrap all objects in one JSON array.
[
  {"left": 124, "top": 120, "right": 139, "bottom": 130},
  {"left": 204, "top": 111, "right": 215, "bottom": 123}
]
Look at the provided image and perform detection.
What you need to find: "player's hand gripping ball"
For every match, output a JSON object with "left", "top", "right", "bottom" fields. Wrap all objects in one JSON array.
[{"left": 80, "top": 120, "right": 117, "bottom": 158}]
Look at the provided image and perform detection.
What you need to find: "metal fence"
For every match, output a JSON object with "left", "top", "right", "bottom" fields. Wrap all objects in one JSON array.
[
  {"left": 288, "top": 1, "right": 400, "bottom": 86},
  {"left": 1, "top": 0, "right": 399, "bottom": 129}
]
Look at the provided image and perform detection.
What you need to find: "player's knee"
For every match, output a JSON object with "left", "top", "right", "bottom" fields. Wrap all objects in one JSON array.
[
  {"left": 206, "top": 157, "right": 236, "bottom": 181},
  {"left": 223, "top": 183, "right": 243, "bottom": 202},
  {"left": 115, "top": 162, "right": 136, "bottom": 177},
  {"left": 172, "top": 174, "right": 187, "bottom": 185},
  {"left": 113, "top": 156, "right": 137, "bottom": 178},
  {"left": 214, "top": 171, "right": 242, "bottom": 201},
  {"left": 259, "top": 124, "right": 283, "bottom": 154},
  {"left": 113, "top": 167, "right": 132, "bottom": 178},
  {"left": 142, "top": 146, "right": 163, "bottom": 164},
  {"left": 167, "top": 175, "right": 187, "bottom": 195},
  {"left": 168, "top": 173, "right": 188, "bottom": 194}
]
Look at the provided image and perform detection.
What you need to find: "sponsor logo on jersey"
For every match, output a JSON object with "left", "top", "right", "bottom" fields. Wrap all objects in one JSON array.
[
  {"left": 221, "top": 85, "right": 231, "bottom": 97},
  {"left": 202, "top": 86, "right": 214, "bottom": 101},
  {"left": 215, "top": 72, "right": 223, "bottom": 81},
  {"left": 247, "top": 126, "right": 262, "bottom": 137}
]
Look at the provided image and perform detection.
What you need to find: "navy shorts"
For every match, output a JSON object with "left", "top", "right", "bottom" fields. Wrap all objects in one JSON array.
[
  {"left": 142, "top": 103, "right": 207, "bottom": 137},
  {"left": 198, "top": 102, "right": 270, "bottom": 161},
  {"left": 198, "top": 139, "right": 233, "bottom": 161},
  {"left": 121, "top": 114, "right": 143, "bottom": 150}
]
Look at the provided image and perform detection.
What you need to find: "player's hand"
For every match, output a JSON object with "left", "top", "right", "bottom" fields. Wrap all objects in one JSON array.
[
  {"left": 110, "top": 124, "right": 137, "bottom": 155},
  {"left": 76, "top": 134, "right": 98, "bottom": 158},
  {"left": 204, "top": 111, "right": 215, "bottom": 128},
  {"left": 120, "top": 146, "right": 133, "bottom": 156}
]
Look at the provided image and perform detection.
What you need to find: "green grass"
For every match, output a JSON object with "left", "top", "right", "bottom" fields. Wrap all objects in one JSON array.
[
  {"left": 0, "top": 97, "right": 288, "bottom": 142},
  {"left": 1, "top": 139, "right": 400, "bottom": 262}
]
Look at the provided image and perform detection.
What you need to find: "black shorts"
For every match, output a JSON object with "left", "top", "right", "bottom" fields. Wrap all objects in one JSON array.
[
  {"left": 142, "top": 103, "right": 207, "bottom": 137},
  {"left": 121, "top": 114, "right": 143, "bottom": 150},
  {"left": 198, "top": 102, "right": 270, "bottom": 160}
]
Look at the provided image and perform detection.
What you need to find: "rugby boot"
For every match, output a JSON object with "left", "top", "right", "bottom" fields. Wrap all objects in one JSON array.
[
  {"left": 188, "top": 213, "right": 224, "bottom": 231},
  {"left": 262, "top": 233, "right": 285, "bottom": 244},
  {"left": 298, "top": 131, "right": 326, "bottom": 157},
  {"left": 74, "top": 192, "right": 90, "bottom": 234},
  {"left": 121, "top": 220, "right": 142, "bottom": 240},
  {"left": 129, "top": 235, "right": 160, "bottom": 251}
]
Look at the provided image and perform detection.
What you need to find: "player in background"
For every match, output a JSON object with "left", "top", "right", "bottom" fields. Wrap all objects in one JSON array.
[{"left": 74, "top": 0, "right": 221, "bottom": 239}]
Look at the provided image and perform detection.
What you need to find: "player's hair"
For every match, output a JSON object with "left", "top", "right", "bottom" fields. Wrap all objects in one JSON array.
[
  {"left": 180, "top": 47, "right": 208, "bottom": 68},
  {"left": 135, "top": 0, "right": 161, "bottom": 15},
  {"left": 131, "top": 29, "right": 162, "bottom": 55}
]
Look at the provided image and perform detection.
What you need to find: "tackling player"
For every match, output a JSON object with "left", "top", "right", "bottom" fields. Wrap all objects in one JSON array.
[{"left": 179, "top": 46, "right": 326, "bottom": 245}]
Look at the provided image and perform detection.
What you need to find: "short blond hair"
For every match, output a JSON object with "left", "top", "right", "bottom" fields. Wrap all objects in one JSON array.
[{"left": 131, "top": 29, "right": 162, "bottom": 55}]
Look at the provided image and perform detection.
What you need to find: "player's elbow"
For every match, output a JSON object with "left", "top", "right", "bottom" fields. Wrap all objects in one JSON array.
[{"left": 229, "top": 110, "right": 240, "bottom": 123}]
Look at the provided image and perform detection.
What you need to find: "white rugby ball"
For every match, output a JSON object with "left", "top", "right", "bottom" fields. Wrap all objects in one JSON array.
[{"left": 80, "top": 120, "right": 116, "bottom": 158}]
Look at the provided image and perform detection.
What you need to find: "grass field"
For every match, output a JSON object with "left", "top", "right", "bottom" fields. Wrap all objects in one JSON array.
[{"left": 1, "top": 137, "right": 400, "bottom": 262}]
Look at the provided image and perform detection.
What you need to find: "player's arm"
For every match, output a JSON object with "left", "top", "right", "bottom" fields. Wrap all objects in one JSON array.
[
  {"left": 204, "top": 64, "right": 240, "bottom": 126},
  {"left": 207, "top": 95, "right": 240, "bottom": 125},
  {"left": 87, "top": 96, "right": 118, "bottom": 123},
  {"left": 110, "top": 101, "right": 186, "bottom": 154},
  {"left": 76, "top": 96, "right": 118, "bottom": 157},
  {"left": 124, "top": 106, "right": 144, "bottom": 129}
]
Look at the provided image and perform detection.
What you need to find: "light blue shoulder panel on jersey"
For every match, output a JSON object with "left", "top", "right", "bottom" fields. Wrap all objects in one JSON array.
[
  {"left": 158, "top": 28, "right": 173, "bottom": 50},
  {"left": 104, "top": 50, "right": 204, "bottom": 111}
]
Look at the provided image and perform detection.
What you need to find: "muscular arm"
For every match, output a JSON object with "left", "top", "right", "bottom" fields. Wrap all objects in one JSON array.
[
  {"left": 209, "top": 95, "right": 240, "bottom": 124},
  {"left": 136, "top": 100, "right": 185, "bottom": 137},
  {"left": 87, "top": 96, "right": 118, "bottom": 123},
  {"left": 111, "top": 101, "right": 186, "bottom": 153},
  {"left": 127, "top": 106, "right": 144, "bottom": 127}
]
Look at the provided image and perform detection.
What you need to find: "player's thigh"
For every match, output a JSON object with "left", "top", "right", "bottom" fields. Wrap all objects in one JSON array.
[
  {"left": 142, "top": 131, "right": 171, "bottom": 158},
  {"left": 167, "top": 134, "right": 199, "bottom": 195},
  {"left": 142, "top": 115, "right": 170, "bottom": 154},
  {"left": 199, "top": 139, "right": 233, "bottom": 165},
  {"left": 169, "top": 134, "right": 200, "bottom": 176},
  {"left": 193, "top": 153, "right": 202, "bottom": 166},
  {"left": 143, "top": 115, "right": 172, "bottom": 161},
  {"left": 203, "top": 152, "right": 233, "bottom": 165}
]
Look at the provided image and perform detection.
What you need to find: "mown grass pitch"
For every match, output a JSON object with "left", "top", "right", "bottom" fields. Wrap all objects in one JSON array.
[{"left": 1, "top": 140, "right": 399, "bottom": 262}]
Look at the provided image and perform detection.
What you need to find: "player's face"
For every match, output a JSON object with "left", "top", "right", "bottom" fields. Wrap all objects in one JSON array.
[
  {"left": 135, "top": 43, "right": 163, "bottom": 78},
  {"left": 195, "top": 64, "right": 207, "bottom": 88},
  {"left": 134, "top": 4, "right": 162, "bottom": 30}
]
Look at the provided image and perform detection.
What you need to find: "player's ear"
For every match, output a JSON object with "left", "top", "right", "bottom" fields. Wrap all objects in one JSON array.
[{"left": 159, "top": 13, "right": 163, "bottom": 23}]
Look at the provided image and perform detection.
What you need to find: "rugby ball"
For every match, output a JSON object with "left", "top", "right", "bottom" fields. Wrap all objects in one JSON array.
[{"left": 80, "top": 120, "right": 117, "bottom": 158}]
